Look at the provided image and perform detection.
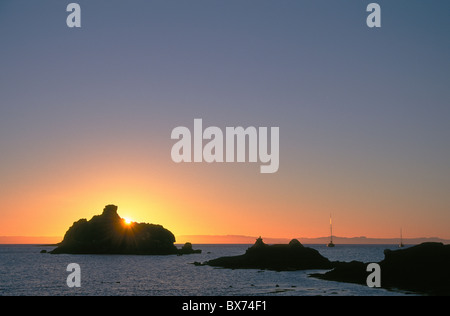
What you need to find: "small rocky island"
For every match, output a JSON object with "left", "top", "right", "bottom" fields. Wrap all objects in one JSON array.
[
  {"left": 50, "top": 205, "right": 200, "bottom": 255},
  {"left": 311, "top": 242, "right": 450, "bottom": 295},
  {"left": 204, "top": 237, "right": 332, "bottom": 271}
]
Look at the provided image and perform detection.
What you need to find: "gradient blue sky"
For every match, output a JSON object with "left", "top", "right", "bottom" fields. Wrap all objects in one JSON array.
[{"left": 1, "top": 1, "right": 449, "bottom": 239}]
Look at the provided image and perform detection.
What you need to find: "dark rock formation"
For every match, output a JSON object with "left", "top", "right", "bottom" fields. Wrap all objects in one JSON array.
[
  {"left": 310, "top": 261, "right": 368, "bottom": 285},
  {"left": 205, "top": 237, "right": 332, "bottom": 271},
  {"left": 51, "top": 205, "right": 199, "bottom": 255},
  {"left": 311, "top": 242, "right": 450, "bottom": 295},
  {"left": 178, "top": 242, "right": 202, "bottom": 255}
]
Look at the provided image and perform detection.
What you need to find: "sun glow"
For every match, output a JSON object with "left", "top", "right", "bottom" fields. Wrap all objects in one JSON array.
[{"left": 123, "top": 218, "right": 132, "bottom": 225}]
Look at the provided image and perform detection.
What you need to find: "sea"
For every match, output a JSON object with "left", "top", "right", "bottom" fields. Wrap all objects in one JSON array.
[{"left": 0, "top": 244, "right": 418, "bottom": 296}]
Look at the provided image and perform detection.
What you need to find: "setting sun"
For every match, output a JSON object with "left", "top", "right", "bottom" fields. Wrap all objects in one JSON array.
[{"left": 123, "top": 218, "right": 132, "bottom": 225}]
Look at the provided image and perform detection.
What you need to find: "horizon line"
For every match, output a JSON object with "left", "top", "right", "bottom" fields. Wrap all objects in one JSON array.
[{"left": 1, "top": 234, "right": 449, "bottom": 245}]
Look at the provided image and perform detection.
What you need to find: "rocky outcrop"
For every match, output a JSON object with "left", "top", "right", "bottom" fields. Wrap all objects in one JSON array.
[
  {"left": 51, "top": 205, "right": 199, "bottom": 255},
  {"left": 178, "top": 242, "right": 202, "bottom": 255},
  {"left": 205, "top": 237, "right": 332, "bottom": 271},
  {"left": 311, "top": 242, "right": 450, "bottom": 295}
]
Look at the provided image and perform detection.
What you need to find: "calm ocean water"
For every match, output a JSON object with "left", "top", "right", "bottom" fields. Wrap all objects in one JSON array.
[{"left": 0, "top": 244, "right": 417, "bottom": 296}]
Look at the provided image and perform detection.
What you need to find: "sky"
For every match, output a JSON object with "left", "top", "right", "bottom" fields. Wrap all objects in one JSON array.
[{"left": 1, "top": 1, "right": 450, "bottom": 242}]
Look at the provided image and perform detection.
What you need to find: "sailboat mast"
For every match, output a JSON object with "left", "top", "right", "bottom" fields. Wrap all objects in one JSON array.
[
  {"left": 327, "top": 214, "right": 335, "bottom": 247},
  {"left": 330, "top": 214, "right": 333, "bottom": 243},
  {"left": 399, "top": 228, "right": 405, "bottom": 247}
]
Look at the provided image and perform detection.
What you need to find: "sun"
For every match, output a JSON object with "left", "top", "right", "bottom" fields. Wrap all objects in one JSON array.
[{"left": 123, "top": 218, "right": 133, "bottom": 225}]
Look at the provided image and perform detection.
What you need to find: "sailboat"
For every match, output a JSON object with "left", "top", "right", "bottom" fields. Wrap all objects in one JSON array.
[
  {"left": 399, "top": 228, "right": 405, "bottom": 248},
  {"left": 327, "top": 214, "right": 335, "bottom": 247}
]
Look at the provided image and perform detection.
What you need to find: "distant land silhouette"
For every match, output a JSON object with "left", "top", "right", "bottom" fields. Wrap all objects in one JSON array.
[
  {"left": 50, "top": 205, "right": 200, "bottom": 255},
  {"left": 2, "top": 234, "right": 449, "bottom": 245},
  {"left": 0, "top": 236, "right": 62, "bottom": 244},
  {"left": 176, "top": 235, "right": 450, "bottom": 245}
]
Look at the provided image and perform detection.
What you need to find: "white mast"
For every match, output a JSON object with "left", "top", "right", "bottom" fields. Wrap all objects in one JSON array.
[
  {"left": 330, "top": 214, "right": 333, "bottom": 243},
  {"left": 327, "top": 214, "right": 335, "bottom": 247}
]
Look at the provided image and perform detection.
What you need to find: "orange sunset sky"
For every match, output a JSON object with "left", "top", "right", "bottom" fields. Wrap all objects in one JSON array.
[{"left": 1, "top": 2, "right": 450, "bottom": 243}]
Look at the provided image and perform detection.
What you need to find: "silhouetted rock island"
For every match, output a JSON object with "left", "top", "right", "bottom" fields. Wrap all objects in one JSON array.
[
  {"left": 51, "top": 205, "right": 201, "bottom": 255},
  {"left": 178, "top": 242, "right": 202, "bottom": 255},
  {"left": 311, "top": 242, "right": 450, "bottom": 295},
  {"left": 204, "top": 237, "right": 332, "bottom": 271}
]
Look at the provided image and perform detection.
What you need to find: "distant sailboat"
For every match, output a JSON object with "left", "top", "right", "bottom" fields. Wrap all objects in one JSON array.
[
  {"left": 327, "top": 214, "right": 335, "bottom": 247},
  {"left": 399, "top": 228, "right": 405, "bottom": 248}
]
